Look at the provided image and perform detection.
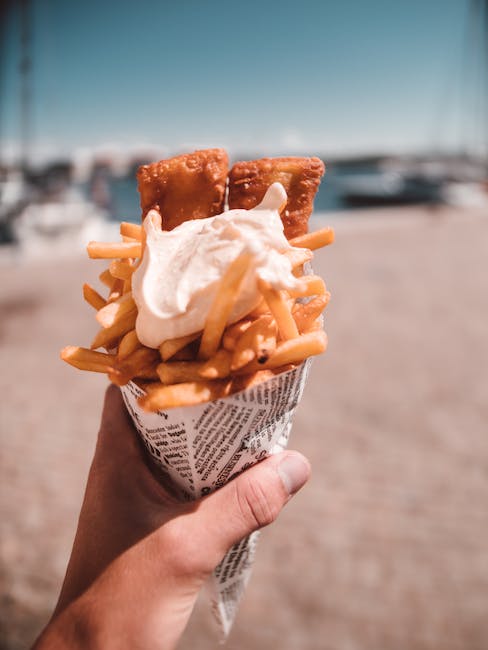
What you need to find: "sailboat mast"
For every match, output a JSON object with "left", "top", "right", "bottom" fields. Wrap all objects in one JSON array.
[
  {"left": 484, "top": 0, "right": 488, "bottom": 176},
  {"left": 19, "top": 0, "right": 31, "bottom": 176}
]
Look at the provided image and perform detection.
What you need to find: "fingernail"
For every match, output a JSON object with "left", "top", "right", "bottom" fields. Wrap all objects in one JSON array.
[{"left": 278, "top": 454, "right": 311, "bottom": 495}]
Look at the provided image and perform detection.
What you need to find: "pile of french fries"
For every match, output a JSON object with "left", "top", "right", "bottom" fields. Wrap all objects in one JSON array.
[{"left": 61, "top": 221, "right": 334, "bottom": 411}]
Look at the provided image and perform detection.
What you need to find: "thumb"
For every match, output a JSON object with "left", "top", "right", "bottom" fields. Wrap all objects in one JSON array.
[{"left": 193, "top": 451, "right": 311, "bottom": 566}]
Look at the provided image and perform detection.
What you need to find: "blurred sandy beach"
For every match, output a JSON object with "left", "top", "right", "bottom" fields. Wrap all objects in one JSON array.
[{"left": 1, "top": 205, "right": 488, "bottom": 650}]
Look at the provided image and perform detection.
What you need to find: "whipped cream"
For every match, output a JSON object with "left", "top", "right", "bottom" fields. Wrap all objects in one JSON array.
[{"left": 132, "top": 183, "right": 303, "bottom": 348}]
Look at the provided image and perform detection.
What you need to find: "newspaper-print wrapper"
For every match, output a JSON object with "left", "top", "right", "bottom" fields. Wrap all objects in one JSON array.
[{"left": 120, "top": 359, "right": 311, "bottom": 636}]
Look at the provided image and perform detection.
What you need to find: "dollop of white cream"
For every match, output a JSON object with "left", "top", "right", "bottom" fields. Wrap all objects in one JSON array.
[{"left": 132, "top": 183, "right": 303, "bottom": 348}]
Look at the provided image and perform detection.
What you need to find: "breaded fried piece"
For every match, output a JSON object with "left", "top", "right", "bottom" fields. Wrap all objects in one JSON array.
[
  {"left": 228, "top": 157, "right": 325, "bottom": 239},
  {"left": 137, "top": 149, "right": 228, "bottom": 230}
]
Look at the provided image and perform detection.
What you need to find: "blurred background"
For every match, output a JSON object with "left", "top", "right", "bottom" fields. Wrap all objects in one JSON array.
[{"left": 1, "top": 0, "right": 487, "bottom": 648}]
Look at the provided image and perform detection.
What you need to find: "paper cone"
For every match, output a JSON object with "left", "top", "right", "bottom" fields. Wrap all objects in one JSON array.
[{"left": 120, "top": 359, "right": 312, "bottom": 635}]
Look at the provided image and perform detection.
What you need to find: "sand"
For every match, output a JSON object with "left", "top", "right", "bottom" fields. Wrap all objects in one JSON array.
[{"left": 1, "top": 205, "right": 487, "bottom": 649}]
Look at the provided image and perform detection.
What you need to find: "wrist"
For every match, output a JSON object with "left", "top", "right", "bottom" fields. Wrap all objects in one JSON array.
[{"left": 33, "top": 598, "right": 100, "bottom": 650}]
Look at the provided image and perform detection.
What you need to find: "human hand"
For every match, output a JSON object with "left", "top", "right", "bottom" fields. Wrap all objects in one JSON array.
[{"left": 34, "top": 385, "right": 311, "bottom": 649}]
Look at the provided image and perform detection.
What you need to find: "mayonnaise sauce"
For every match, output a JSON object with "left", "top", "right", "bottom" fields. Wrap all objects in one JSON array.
[{"left": 132, "top": 183, "right": 303, "bottom": 348}]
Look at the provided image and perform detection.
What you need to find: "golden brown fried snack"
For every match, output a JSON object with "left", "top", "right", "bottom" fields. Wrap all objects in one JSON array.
[
  {"left": 137, "top": 148, "right": 228, "bottom": 231},
  {"left": 228, "top": 157, "right": 325, "bottom": 239}
]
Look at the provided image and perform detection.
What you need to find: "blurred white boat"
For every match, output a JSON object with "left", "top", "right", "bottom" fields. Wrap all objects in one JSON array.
[
  {"left": 0, "top": 170, "right": 29, "bottom": 241},
  {"left": 442, "top": 181, "right": 488, "bottom": 208},
  {"left": 339, "top": 171, "right": 444, "bottom": 207},
  {"left": 11, "top": 186, "right": 119, "bottom": 258}
]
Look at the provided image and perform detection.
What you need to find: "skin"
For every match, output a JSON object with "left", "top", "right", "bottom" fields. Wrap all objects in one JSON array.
[{"left": 33, "top": 385, "right": 311, "bottom": 649}]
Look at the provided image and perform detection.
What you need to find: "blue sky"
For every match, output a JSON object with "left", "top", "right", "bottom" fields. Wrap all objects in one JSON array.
[{"left": 0, "top": 0, "right": 478, "bottom": 162}]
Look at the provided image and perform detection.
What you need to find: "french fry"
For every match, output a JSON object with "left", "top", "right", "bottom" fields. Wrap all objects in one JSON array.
[
  {"left": 231, "top": 346, "right": 253, "bottom": 371},
  {"left": 287, "top": 275, "right": 326, "bottom": 298},
  {"left": 282, "top": 247, "right": 313, "bottom": 269},
  {"left": 139, "top": 380, "right": 231, "bottom": 412},
  {"left": 91, "top": 310, "right": 137, "bottom": 350},
  {"left": 257, "top": 279, "right": 299, "bottom": 341},
  {"left": 130, "top": 226, "right": 147, "bottom": 273},
  {"left": 107, "top": 278, "right": 124, "bottom": 303},
  {"left": 231, "top": 315, "right": 277, "bottom": 370},
  {"left": 120, "top": 222, "right": 142, "bottom": 240},
  {"left": 157, "top": 361, "right": 206, "bottom": 384},
  {"left": 234, "top": 330, "right": 327, "bottom": 374},
  {"left": 118, "top": 329, "right": 141, "bottom": 359},
  {"left": 222, "top": 318, "right": 253, "bottom": 351},
  {"left": 96, "top": 292, "right": 136, "bottom": 329},
  {"left": 108, "top": 371, "right": 125, "bottom": 386},
  {"left": 247, "top": 298, "right": 270, "bottom": 318},
  {"left": 285, "top": 295, "right": 296, "bottom": 311},
  {"left": 229, "top": 365, "right": 298, "bottom": 393},
  {"left": 172, "top": 345, "right": 196, "bottom": 361},
  {"left": 82, "top": 283, "right": 106, "bottom": 310},
  {"left": 292, "top": 294, "right": 330, "bottom": 332},
  {"left": 199, "top": 252, "right": 252, "bottom": 359},
  {"left": 303, "top": 319, "right": 323, "bottom": 333},
  {"left": 87, "top": 241, "right": 142, "bottom": 259},
  {"left": 159, "top": 332, "right": 200, "bottom": 361},
  {"left": 229, "top": 369, "right": 276, "bottom": 393},
  {"left": 289, "top": 227, "right": 334, "bottom": 250},
  {"left": 99, "top": 268, "right": 114, "bottom": 288},
  {"left": 60, "top": 346, "right": 116, "bottom": 373},
  {"left": 265, "top": 330, "right": 327, "bottom": 368},
  {"left": 254, "top": 326, "right": 277, "bottom": 365},
  {"left": 136, "top": 364, "right": 160, "bottom": 381},
  {"left": 270, "top": 363, "right": 298, "bottom": 375},
  {"left": 199, "top": 349, "right": 232, "bottom": 379},
  {"left": 109, "top": 259, "right": 135, "bottom": 281},
  {"left": 109, "top": 365, "right": 159, "bottom": 387},
  {"left": 115, "top": 347, "right": 161, "bottom": 385}
]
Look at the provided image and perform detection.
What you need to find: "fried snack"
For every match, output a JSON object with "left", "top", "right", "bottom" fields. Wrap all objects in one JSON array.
[
  {"left": 61, "top": 346, "right": 116, "bottom": 373},
  {"left": 107, "top": 278, "right": 124, "bottom": 303},
  {"left": 222, "top": 318, "right": 253, "bottom": 351},
  {"left": 292, "top": 294, "right": 330, "bottom": 331},
  {"left": 283, "top": 247, "right": 313, "bottom": 270},
  {"left": 137, "top": 148, "right": 228, "bottom": 231},
  {"left": 265, "top": 330, "right": 328, "bottom": 368},
  {"left": 257, "top": 279, "right": 299, "bottom": 341},
  {"left": 82, "top": 283, "right": 106, "bottom": 310},
  {"left": 118, "top": 329, "right": 141, "bottom": 359},
  {"left": 159, "top": 333, "right": 200, "bottom": 362},
  {"left": 231, "top": 315, "right": 277, "bottom": 370},
  {"left": 90, "top": 309, "right": 137, "bottom": 350},
  {"left": 235, "top": 330, "right": 328, "bottom": 374},
  {"left": 198, "top": 252, "right": 252, "bottom": 360},
  {"left": 87, "top": 241, "right": 141, "bottom": 259},
  {"left": 290, "top": 226, "right": 335, "bottom": 250},
  {"left": 62, "top": 148, "right": 333, "bottom": 410},
  {"left": 99, "top": 269, "right": 114, "bottom": 287},
  {"left": 157, "top": 360, "right": 206, "bottom": 384},
  {"left": 114, "top": 347, "right": 161, "bottom": 386},
  {"left": 228, "top": 157, "right": 325, "bottom": 239},
  {"left": 287, "top": 275, "right": 326, "bottom": 298},
  {"left": 120, "top": 222, "right": 142, "bottom": 240},
  {"left": 139, "top": 379, "right": 232, "bottom": 412},
  {"left": 96, "top": 292, "right": 136, "bottom": 329},
  {"left": 199, "top": 349, "right": 233, "bottom": 379},
  {"left": 109, "top": 259, "right": 136, "bottom": 281}
]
